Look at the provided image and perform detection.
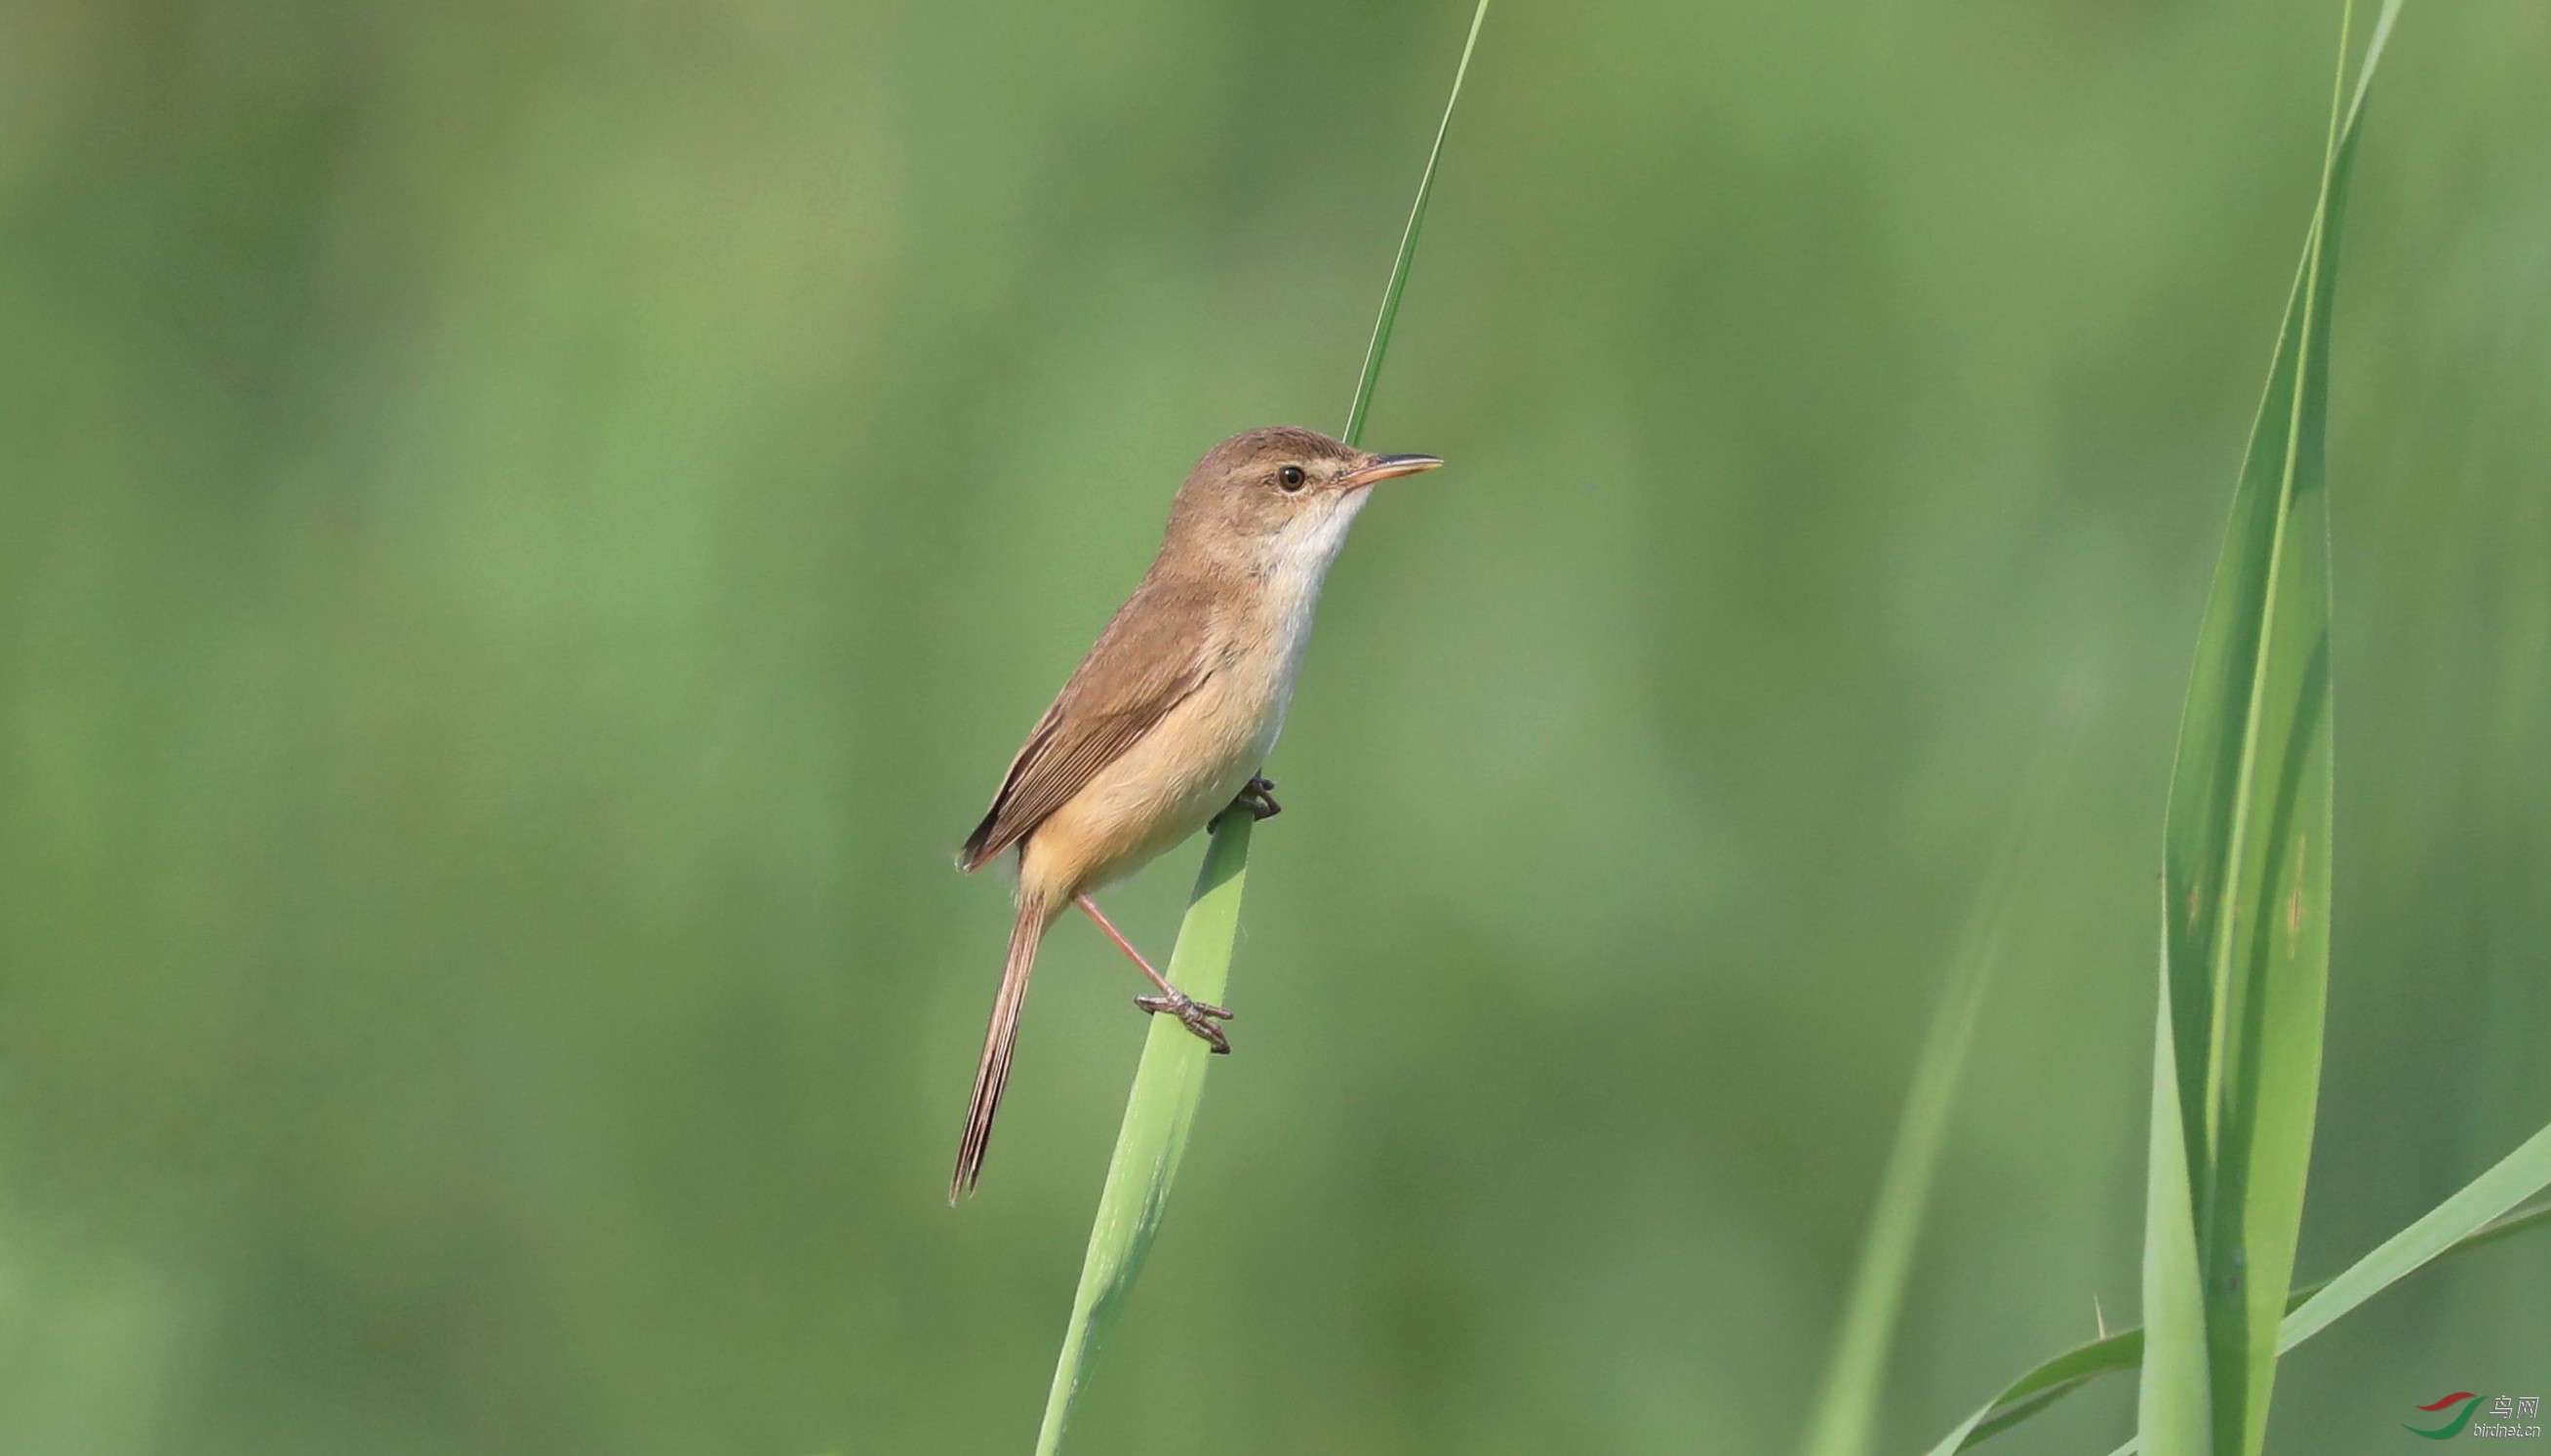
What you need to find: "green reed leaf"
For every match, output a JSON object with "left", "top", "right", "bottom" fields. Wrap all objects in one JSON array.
[
  {"left": 1344, "top": 0, "right": 1492, "bottom": 448},
  {"left": 1033, "top": 815, "right": 1251, "bottom": 1456},
  {"left": 2274, "top": 1122, "right": 2551, "bottom": 1355},
  {"left": 2141, "top": 2, "right": 2398, "bottom": 1449}
]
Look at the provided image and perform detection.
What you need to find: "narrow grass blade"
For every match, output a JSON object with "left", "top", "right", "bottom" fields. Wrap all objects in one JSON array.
[
  {"left": 1343, "top": 0, "right": 1492, "bottom": 447},
  {"left": 1797, "top": 717, "right": 2076, "bottom": 1456},
  {"left": 2108, "top": 1186, "right": 2551, "bottom": 1453},
  {"left": 2143, "top": 3, "right": 2399, "bottom": 1450},
  {"left": 1033, "top": 814, "right": 1252, "bottom": 1456},
  {"left": 1032, "top": 7, "right": 1490, "bottom": 1450},
  {"left": 2276, "top": 1121, "right": 2551, "bottom": 1353}
]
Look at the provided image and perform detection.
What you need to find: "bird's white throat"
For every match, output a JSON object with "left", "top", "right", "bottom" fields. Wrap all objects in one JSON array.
[{"left": 1259, "top": 489, "right": 1371, "bottom": 688}]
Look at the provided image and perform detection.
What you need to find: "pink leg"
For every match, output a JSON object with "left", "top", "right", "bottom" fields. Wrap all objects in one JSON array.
[
  {"left": 1075, "top": 893, "right": 1234, "bottom": 1052},
  {"left": 1076, "top": 894, "right": 1176, "bottom": 995}
]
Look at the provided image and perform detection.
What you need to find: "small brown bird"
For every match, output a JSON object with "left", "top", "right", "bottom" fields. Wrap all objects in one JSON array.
[{"left": 950, "top": 425, "right": 1442, "bottom": 1199}]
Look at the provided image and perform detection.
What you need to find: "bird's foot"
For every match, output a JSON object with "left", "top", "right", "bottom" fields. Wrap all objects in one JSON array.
[
  {"left": 1231, "top": 775, "right": 1281, "bottom": 821},
  {"left": 1135, "top": 988, "right": 1235, "bottom": 1053}
]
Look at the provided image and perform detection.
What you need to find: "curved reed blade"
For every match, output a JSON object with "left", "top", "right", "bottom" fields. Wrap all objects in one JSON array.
[{"left": 1033, "top": 816, "right": 1251, "bottom": 1456}]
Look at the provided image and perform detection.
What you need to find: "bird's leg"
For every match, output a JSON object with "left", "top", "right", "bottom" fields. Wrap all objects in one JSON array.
[
  {"left": 1229, "top": 774, "right": 1281, "bottom": 821},
  {"left": 1075, "top": 893, "right": 1233, "bottom": 1053}
]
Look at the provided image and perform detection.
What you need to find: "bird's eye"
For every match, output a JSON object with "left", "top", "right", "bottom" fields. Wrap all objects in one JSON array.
[{"left": 1277, "top": 465, "right": 1307, "bottom": 492}]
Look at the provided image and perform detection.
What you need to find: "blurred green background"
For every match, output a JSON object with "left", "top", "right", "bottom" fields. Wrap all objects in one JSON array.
[{"left": 3, "top": 0, "right": 2546, "bottom": 1451}]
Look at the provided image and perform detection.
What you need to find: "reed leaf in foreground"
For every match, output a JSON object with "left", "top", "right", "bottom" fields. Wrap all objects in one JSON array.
[
  {"left": 1030, "top": 6, "right": 1491, "bottom": 1451},
  {"left": 1915, "top": 10, "right": 2551, "bottom": 1451},
  {"left": 2139, "top": 3, "right": 2398, "bottom": 1451}
]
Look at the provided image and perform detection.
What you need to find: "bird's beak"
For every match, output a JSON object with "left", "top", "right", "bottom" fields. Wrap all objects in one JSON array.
[{"left": 1338, "top": 453, "right": 1444, "bottom": 491}]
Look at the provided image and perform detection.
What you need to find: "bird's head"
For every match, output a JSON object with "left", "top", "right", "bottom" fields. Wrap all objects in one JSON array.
[{"left": 1163, "top": 425, "right": 1441, "bottom": 577}]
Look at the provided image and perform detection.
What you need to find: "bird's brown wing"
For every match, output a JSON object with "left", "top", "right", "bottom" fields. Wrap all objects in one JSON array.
[{"left": 958, "top": 575, "right": 1218, "bottom": 872}]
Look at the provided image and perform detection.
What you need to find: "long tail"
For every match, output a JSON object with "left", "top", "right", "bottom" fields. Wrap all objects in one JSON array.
[{"left": 951, "top": 898, "right": 1052, "bottom": 1201}]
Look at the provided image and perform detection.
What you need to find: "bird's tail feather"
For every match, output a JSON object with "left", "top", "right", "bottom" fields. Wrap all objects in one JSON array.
[{"left": 950, "top": 897, "right": 1051, "bottom": 1201}]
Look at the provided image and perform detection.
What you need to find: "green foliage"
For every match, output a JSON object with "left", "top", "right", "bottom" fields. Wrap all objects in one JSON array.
[
  {"left": 2276, "top": 1127, "right": 2551, "bottom": 1354},
  {"left": 1925, "top": 1193, "right": 2551, "bottom": 1453},
  {"left": 2140, "top": 6, "right": 2396, "bottom": 1450},
  {"left": 1912, "top": 6, "right": 2551, "bottom": 1452}
]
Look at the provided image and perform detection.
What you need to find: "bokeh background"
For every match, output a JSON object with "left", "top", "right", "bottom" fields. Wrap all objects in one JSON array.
[{"left": 3, "top": 0, "right": 2546, "bottom": 1451}]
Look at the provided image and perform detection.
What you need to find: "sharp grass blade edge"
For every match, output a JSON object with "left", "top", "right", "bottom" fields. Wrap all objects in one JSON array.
[
  {"left": 1031, "top": 7, "right": 1490, "bottom": 1449},
  {"left": 2141, "top": 2, "right": 2398, "bottom": 1450},
  {"left": 2273, "top": 1122, "right": 2551, "bottom": 1354},
  {"left": 1344, "top": 0, "right": 1492, "bottom": 449},
  {"left": 1798, "top": 712, "right": 2080, "bottom": 1456}
]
